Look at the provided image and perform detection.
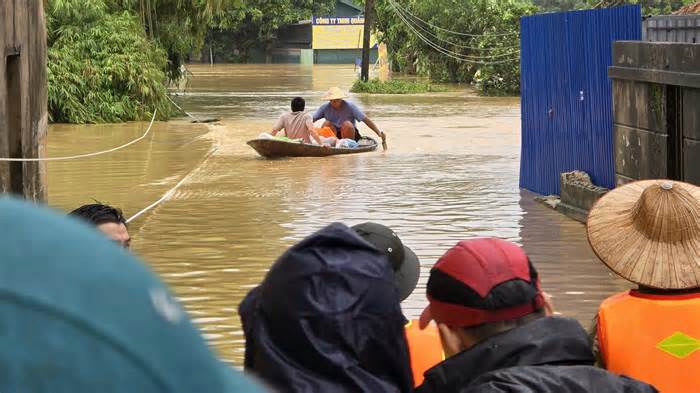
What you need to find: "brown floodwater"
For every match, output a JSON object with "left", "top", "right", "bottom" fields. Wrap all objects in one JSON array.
[{"left": 47, "top": 64, "right": 631, "bottom": 365}]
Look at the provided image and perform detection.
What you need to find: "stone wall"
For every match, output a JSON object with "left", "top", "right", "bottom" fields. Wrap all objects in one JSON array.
[{"left": 609, "top": 41, "right": 700, "bottom": 186}]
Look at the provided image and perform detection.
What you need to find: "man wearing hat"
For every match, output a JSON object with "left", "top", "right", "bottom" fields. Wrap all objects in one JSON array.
[
  {"left": 588, "top": 180, "right": 700, "bottom": 392},
  {"left": 415, "top": 238, "right": 656, "bottom": 393},
  {"left": 313, "top": 87, "right": 387, "bottom": 151}
]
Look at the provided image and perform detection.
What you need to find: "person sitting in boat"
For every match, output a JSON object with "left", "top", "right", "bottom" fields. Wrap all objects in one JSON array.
[
  {"left": 238, "top": 223, "right": 413, "bottom": 392},
  {"left": 414, "top": 238, "right": 657, "bottom": 393},
  {"left": 270, "top": 97, "right": 331, "bottom": 146},
  {"left": 313, "top": 87, "right": 387, "bottom": 151}
]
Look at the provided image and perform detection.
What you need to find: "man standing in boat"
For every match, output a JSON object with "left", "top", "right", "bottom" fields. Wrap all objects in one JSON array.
[{"left": 313, "top": 87, "right": 388, "bottom": 151}]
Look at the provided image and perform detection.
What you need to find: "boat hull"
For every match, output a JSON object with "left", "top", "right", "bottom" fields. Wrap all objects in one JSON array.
[{"left": 247, "top": 137, "right": 378, "bottom": 158}]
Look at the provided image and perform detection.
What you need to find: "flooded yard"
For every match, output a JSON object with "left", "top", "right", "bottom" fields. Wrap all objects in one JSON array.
[{"left": 47, "top": 64, "right": 630, "bottom": 364}]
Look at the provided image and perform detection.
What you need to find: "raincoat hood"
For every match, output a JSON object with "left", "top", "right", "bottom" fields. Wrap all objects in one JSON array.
[{"left": 239, "top": 223, "right": 413, "bottom": 392}]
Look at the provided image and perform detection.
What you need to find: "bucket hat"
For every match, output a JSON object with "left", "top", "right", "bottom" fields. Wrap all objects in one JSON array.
[{"left": 587, "top": 180, "right": 700, "bottom": 289}]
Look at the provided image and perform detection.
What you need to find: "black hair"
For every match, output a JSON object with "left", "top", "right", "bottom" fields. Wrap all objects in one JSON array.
[
  {"left": 69, "top": 204, "right": 127, "bottom": 227},
  {"left": 291, "top": 97, "right": 305, "bottom": 112}
]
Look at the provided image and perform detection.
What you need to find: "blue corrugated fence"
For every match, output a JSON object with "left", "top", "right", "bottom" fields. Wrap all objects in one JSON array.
[{"left": 519, "top": 6, "right": 641, "bottom": 195}]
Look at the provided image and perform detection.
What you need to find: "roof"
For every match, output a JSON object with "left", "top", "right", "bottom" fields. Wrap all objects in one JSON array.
[
  {"left": 674, "top": 1, "right": 700, "bottom": 15},
  {"left": 338, "top": 0, "right": 362, "bottom": 12}
]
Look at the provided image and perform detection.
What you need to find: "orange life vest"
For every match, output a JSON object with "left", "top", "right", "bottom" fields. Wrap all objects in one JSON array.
[
  {"left": 315, "top": 127, "right": 336, "bottom": 138},
  {"left": 405, "top": 320, "right": 444, "bottom": 387},
  {"left": 598, "top": 290, "right": 700, "bottom": 393}
]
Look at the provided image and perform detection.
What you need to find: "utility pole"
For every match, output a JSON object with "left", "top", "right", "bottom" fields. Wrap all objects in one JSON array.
[{"left": 361, "top": 0, "right": 374, "bottom": 82}]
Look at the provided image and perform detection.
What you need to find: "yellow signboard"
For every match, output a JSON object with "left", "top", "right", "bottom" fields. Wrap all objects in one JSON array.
[{"left": 312, "top": 16, "right": 377, "bottom": 50}]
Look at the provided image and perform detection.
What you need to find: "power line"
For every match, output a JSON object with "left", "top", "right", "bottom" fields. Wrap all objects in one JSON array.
[
  {"left": 390, "top": 1, "right": 520, "bottom": 58},
  {"left": 388, "top": 0, "right": 520, "bottom": 64},
  {"left": 391, "top": 2, "right": 520, "bottom": 51},
  {"left": 390, "top": 0, "right": 519, "bottom": 38}
]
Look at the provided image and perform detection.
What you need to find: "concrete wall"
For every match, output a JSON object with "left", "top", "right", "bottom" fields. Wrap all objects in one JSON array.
[
  {"left": 0, "top": 1, "right": 47, "bottom": 201},
  {"left": 643, "top": 15, "right": 700, "bottom": 43},
  {"left": 609, "top": 41, "right": 700, "bottom": 186}
]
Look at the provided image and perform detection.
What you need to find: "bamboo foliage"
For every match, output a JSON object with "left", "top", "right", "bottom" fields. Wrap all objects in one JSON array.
[{"left": 47, "top": 0, "right": 171, "bottom": 123}]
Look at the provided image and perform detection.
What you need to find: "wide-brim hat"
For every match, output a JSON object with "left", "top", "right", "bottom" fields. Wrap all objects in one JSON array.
[
  {"left": 587, "top": 180, "right": 700, "bottom": 290},
  {"left": 323, "top": 86, "right": 348, "bottom": 101}
]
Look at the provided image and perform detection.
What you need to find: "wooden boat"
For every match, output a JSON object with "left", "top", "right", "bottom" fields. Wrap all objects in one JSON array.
[{"left": 247, "top": 137, "right": 378, "bottom": 158}]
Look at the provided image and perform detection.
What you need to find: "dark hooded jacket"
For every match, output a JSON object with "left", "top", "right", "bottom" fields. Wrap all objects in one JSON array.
[
  {"left": 238, "top": 223, "right": 413, "bottom": 393},
  {"left": 416, "top": 317, "right": 657, "bottom": 393}
]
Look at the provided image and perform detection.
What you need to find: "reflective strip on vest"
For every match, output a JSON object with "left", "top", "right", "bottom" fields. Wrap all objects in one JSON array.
[
  {"left": 598, "top": 290, "right": 700, "bottom": 393},
  {"left": 405, "top": 320, "right": 444, "bottom": 387}
]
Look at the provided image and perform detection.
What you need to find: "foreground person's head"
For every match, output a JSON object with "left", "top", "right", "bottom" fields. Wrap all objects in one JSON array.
[
  {"left": 0, "top": 197, "right": 262, "bottom": 393},
  {"left": 419, "top": 238, "right": 552, "bottom": 357},
  {"left": 587, "top": 180, "right": 700, "bottom": 291},
  {"left": 69, "top": 203, "right": 131, "bottom": 249},
  {"left": 239, "top": 223, "right": 413, "bottom": 393},
  {"left": 351, "top": 222, "right": 420, "bottom": 301}
]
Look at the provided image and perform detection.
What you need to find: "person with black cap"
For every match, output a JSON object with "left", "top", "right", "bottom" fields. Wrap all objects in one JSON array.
[
  {"left": 351, "top": 222, "right": 443, "bottom": 386},
  {"left": 415, "top": 237, "right": 657, "bottom": 393},
  {"left": 238, "top": 222, "right": 414, "bottom": 392}
]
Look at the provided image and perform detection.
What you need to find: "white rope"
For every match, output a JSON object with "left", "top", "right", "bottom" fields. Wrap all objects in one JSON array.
[
  {"left": 126, "top": 148, "right": 216, "bottom": 224},
  {"left": 389, "top": 0, "right": 520, "bottom": 64},
  {"left": 166, "top": 94, "right": 201, "bottom": 123},
  {"left": 390, "top": 0, "right": 519, "bottom": 38},
  {"left": 0, "top": 110, "right": 157, "bottom": 162},
  {"left": 392, "top": 3, "right": 520, "bottom": 53}
]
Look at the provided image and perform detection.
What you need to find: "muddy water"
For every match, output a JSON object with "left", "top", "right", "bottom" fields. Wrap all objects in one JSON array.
[{"left": 47, "top": 64, "right": 630, "bottom": 365}]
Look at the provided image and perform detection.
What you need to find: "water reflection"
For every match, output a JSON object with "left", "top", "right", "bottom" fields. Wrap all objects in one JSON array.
[{"left": 47, "top": 64, "right": 624, "bottom": 365}]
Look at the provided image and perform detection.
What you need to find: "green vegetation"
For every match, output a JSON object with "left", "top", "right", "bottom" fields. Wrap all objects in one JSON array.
[
  {"left": 532, "top": 0, "right": 697, "bottom": 14},
  {"left": 47, "top": 0, "right": 230, "bottom": 123},
  {"left": 371, "top": 0, "right": 696, "bottom": 96},
  {"left": 47, "top": 0, "right": 171, "bottom": 123},
  {"left": 373, "top": 0, "right": 535, "bottom": 96},
  {"left": 351, "top": 79, "right": 448, "bottom": 94},
  {"left": 205, "top": 0, "right": 335, "bottom": 62}
]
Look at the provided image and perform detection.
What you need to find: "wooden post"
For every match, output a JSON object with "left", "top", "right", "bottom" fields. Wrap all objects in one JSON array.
[
  {"left": 0, "top": 0, "right": 48, "bottom": 201},
  {"left": 361, "top": 0, "right": 374, "bottom": 82}
]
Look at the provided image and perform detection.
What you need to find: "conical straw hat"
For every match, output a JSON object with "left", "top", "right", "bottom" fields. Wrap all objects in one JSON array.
[
  {"left": 323, "top": 87, "right": 348, "bottom": 101},
  {"left": 587, "top": 180, "right": 700, "bottom": 289}
]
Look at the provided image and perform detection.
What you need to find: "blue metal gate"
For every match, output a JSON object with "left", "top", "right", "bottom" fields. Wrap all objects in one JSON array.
[{"left": 519, "top": 6, "right": 641, "bottom": 195}]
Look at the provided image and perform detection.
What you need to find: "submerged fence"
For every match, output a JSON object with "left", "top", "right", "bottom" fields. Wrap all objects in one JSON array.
[{"left": 519, "top": 6, "right": 642, "bottom": 195}]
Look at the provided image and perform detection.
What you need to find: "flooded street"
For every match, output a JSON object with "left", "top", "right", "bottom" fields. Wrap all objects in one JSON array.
[{"left": 47, "top": 64, "right": 630, "bottom": 365}]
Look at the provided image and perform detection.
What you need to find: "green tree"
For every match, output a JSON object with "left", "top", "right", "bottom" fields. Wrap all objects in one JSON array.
[
  {"left": 205, "top": 0, "right": 335, "bottom": 62},
  {"left": 47, "top": 0, "right": 171, "bottom": 123},
  {"left": 105, "top": 0, "right": 236, "bottom": 80},
  {"left": 374, "top": 0, "right": 536, "bottom": 95}
]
